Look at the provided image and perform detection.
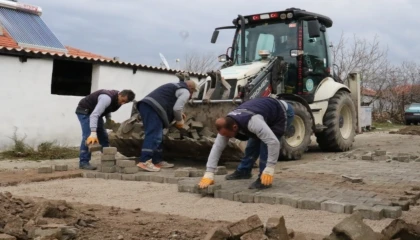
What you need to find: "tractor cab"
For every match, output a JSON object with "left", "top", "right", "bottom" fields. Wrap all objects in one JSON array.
[{"left": 211, "top": 8, "right": 333, "bottom": 104}]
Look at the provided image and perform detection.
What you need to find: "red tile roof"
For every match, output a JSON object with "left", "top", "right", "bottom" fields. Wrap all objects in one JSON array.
[
  {"left": 361, "top": 87, "right": 376, "bottom": 97},
  {"left": 0, "top": 26, "right": 18, "bottom": 48}
]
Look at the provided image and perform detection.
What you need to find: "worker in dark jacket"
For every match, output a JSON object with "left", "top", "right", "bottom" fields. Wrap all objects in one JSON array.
[
  {"left": 136, "top": 80, "right": 198, "bottom": 172},
  {"left": 75, "top": 89, "right": 135, "bottom": 170},
  {"left": 198, "top": 97, "right": 294, "bottom": 190}
]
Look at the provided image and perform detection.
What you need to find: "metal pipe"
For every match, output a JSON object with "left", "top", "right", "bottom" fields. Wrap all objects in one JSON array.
[
  {"left": 238, "top": 15, "right": 246, "bottom": 64},
  {"left": 190, "top": 99, "right": 243, "bottom": 104},
  {"left": 0, "top": 0, "right": 42, "bottom": 15}
]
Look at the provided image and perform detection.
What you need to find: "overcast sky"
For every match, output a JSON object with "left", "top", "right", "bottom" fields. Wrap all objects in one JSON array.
[{"left": 26, "top": 0, "right": 420, "bottom": 68}]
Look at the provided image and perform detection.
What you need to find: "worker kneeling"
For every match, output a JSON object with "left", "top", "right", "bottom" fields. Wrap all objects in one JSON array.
[{"left": 199, "top": 97, "right": 294, "bottom": 190}]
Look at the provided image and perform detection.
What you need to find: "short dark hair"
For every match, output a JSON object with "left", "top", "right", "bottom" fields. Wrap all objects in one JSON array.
[
  {"left": 216, "top": 117, "right": 236, "bottom": 131},
  {"left": 119, "top": 89, "right": 135, "bottom": 102}
]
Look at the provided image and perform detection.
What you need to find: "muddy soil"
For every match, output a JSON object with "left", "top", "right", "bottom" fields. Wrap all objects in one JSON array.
[{"left": 390, "top": 125, "right": 420, "bottom": 135}]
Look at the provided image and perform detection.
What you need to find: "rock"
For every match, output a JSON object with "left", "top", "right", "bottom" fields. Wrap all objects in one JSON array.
[
  {"left": 117, "top": 235, "right": 124, "bottom": 240},
  {"left": 331, "top": 212, "right": 380, "bottom": 240},
  {"left": 240, "top": 228, "right": 267, "bottom": 240},
  {"left": 341, "top": 175, "right": 363, "bottom": 183},
  {"left": 265, "top": 217, "right": 289, "bottom": 240},
  {"left": 0, "top": 234, "right": 16, "bottom": 240},
  {"left": 4, "top": 216, "right": 24, "bottom": 238},
  {"left": 34, "top": 227, "right": 62, "bottom": 240},
  {"left": 203, "top": 225, "right": 231, "bottom": 240},
  {"left": 228, "top": 215, "right": 263, "bottom": 238},
  {"left": 381, "top": 219, "right": 420, "bottom": 239}
]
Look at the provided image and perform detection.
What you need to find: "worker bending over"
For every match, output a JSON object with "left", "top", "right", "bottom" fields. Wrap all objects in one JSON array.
[
  {"left": 76, "top": 89, "right": 136, "bottom": 170},
  {"left": 136, "top": 79, "right": 198, "bottom": 172},
  {"left": 199, "top": 97, "right": 294, "bottom": 190}
]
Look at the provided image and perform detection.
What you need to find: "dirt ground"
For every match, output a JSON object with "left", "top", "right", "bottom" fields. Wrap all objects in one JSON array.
[{"left": 1, "top": 129, "right": 420, "bottom": 239}]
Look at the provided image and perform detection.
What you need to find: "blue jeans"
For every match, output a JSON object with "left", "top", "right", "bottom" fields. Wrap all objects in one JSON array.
[
  {"left": 286, "top": 102, "right": 294, "bottom": 129},
  {"left": 138, "top": 102, "right": 164, "bottom": 163},
  {"left": 236, "top": 138, "right": 269, "bottom": 178},
  {"left": 77, "top": 114, "right": 109, "bottom": 166}
]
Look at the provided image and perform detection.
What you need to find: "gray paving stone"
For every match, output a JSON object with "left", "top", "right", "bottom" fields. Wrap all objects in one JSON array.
[
  {"left": 38, "top": 166, "right": 53, "bottom": 174},
  {"left": 282, "top": 196, "right": 301, "bottom": 208},
  {"left": 382, "top": 206, "right": 402, "bottom": 219},
  {"left": 103, "top": 147, "right": 117, "bottom": 155},
  {"left": 96, "top": 172, "right": 109, "bottom": 179},
  {"left": 233, "top": 192, "right": 255, "bottom": 203},
  {"left": 101, "top": 154, "right": 116, "bottom": 161},
  {"left": 215, "top": 190, "right": 234, "bottom": 201},
  {"left": 82, "top": 172, "right": 96, "bottom": 178},
  {"left": 116, "top": 160, "right": 136, "bottom": 168},
  {"left": 108, "top": 173, "right": 122, "bottom": 180},
  {"left": 254, "top": 193, "right": 277, "bottom": 204},
  {"left": 100, "top": 166, "right": 116, "bottom": 173},
  {"left": 189, "top": 169, "right": 204, "bottom": 177},
  {"left": 215, "top": 166, "right": 228, "bottom": 175},
  {"left": 375, "top": 150, "right": 386, "bottom": 156},
  {"left": 362, "top": 154, "right": 372, "bottom": 160},
  {"left": 101, "top": 160, "right": 116, "bottom": 167},
  {"left": 119, "top": 166, "right": 139, "bottom": 174},
  {"left": 150, "top": 175, "right": 165, "bottom": 183},
  {"left": 321, "top": 200, "right": 346, "bottom": 213},
  {"left": 135, "top": 174, "right": 151, "bottom": 182},
  {"left": 298, "top": 198, "right": 325, "bottom": 210},
  {"left": 121, "top": 174, "right": 136, "bottom": 181},
  {"left": 207, "top": 184, "right": 222, "bottom": 194},
  {"left": 54, "top": 165, "right": 68, "bottom": 171},
  {"left": 354, "top": 205, "right": 384, "bottom": 220},
  {"left": 164, "top": 177, "right": 179, "bottom": 184},
  {"left": 174, "top": 169, "right": 190, "bottom": 177}
]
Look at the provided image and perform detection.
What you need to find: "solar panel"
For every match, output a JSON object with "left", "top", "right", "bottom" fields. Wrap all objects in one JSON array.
[{"left": 0, "top": 7, "right": 66, "bottom": 51}]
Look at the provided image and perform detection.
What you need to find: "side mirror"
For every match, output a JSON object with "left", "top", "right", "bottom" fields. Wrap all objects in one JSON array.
[
  {"left": 211, "top": 30, "right": 219, "bottom": 43},
  {"left": 308, "top": 20, "right": 321, "bottom": 38},
  {"left": 218, "top": 54, "right": 228, "bottom": 62}
]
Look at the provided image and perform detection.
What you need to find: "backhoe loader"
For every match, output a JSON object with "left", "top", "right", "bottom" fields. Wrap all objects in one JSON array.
[{"left": 109, "top": 8, "right": 360, "bottom": 161}]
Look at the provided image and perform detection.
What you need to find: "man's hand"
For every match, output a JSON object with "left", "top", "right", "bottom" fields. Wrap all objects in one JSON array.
[
  {"left": 261, "top": 166, "right": 275, "bottom": 186},
  {"left": 182, "top": 113, "right": 187, "bottom": 120},
  {"left": 86, "top": 132, "right": 99, "bottom": 145},
  {"left": 175, "top": 119, "right": 184, "bottom": 129},
  {"left": 198, "top": 172, "right": 214, "bottom": 188}
]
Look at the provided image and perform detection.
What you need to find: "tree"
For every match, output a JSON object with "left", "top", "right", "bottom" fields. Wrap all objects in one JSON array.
[{"left": 182, "top": 51, "right": 221, "bottom": 73}]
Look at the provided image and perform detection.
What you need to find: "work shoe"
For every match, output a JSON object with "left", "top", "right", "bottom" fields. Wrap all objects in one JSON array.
[
  {"left": 248, "top": 178, "right": 272, "bottom": 190},
  {"left": 79, "top": 163, "right": 97, "bottom": 170},
  {"left": 225, "top": 170, "right": 252, "bottom": 180},
  {"left": 137, "top": 160, "right": 161, "bottom": 172},
  {"left": 154, "top": 161, "right": 174, "bottom": 168}
]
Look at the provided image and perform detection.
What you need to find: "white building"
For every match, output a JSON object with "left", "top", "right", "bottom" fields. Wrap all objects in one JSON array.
[{"left": 0, "top": 1, "right": 205, "bottom": 149}]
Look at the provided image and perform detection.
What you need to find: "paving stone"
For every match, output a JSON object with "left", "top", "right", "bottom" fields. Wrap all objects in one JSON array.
[
  {"left": 0, "top": 234, "right": 17, "bottom": 240},
  {"left": 344, "top": 203, "right": 356, "bottom": 214},
  {"left": 101, "top": 160, "right": 116, "bottom": 167},
  {"left": 103, "top": 147, "right": 117, "bottom": 155},
  {"left": 373, "top": 155, "right": 387, "bottom": 161},
  {"left": 174, "top": 169, "right": 190, "bottom": 177},
  {"left": 38, "top": 166, "right": 53, "bottom": 174},
  {"left": 207, "top": 184, "right": 222, "bottom": 194},
  {"left": 254, "top": 194, "right": 277, "bottom": 204},
  {"left": 361, "top": 154, "right": 372, "bottom": 160},
  {"left": 108, "top": 173, "right": 122, "bottom": 180},
  {"left": 375, "top": 150, "right": 386, "bottom": 156},
  {"left": 100, "top": 166, "right": 116, "bottom": 173},
  {"left": 88, "top": 143, "right": 102, "bottom": 152},
  {"left": 135, "top": 174, "right": 151, "bottom": 182},
  {"left": 265, "top": 217, "right": 289, "bottom": 240},
  {"left": 164, "top": 177, "right": 179, "bottom": 184},
  {"left": 392, "top": 200, "right": 410, "bottom": 211},
  {"left": 82, "top": 172, "right": 96, "bottom": 178},
  {"left": 101, "top": 154, "right": 116, "bottom": 161},
  {"left": 353, "top": 205, "right": 384, "bottom": 220},
  {"left": 168, "top": 132, "right": 181, "bottom": 139},
  {"left": 240, "top": 228, "right": 267, "bottom": 240},
  {"left": 281, "top": 196, "right": 301, "bottom": 208},
  {"left": 116, "top": 160, "right": 136, "bottom": 168},
  {"left": 321, "top": 201, "right": 346, "bottom": 213},
  {"left": 96, "top": 172, "right": 109, "bottom": 179},
  {"left": 342, "top": 175, "right": 363, "bottom": 183},
  {"left": 396, "top": 156, "right": 410, "bottom": 162},
  {"left": 203, "top": 225, "right": 231, "bottom": 240},
  {"left": 228, "top": 215, "right": 263, "bottom": 238},
  {"left": 297, "top": 198, "right": 324, "bottom": 210},
  {"left": 215, "top": 190, "right": 234, "bottom": 201},
  {"left": 121, "top": 174, "right": 136, "bottom": 181},
  {"left": 54, "top": 165, "right": 68, "bottom": 171},
  {"left": 179, "top": 183, "right": 199, "bottom": 193},
  {"left": 190, "top": 129, "right": 200, "bottom": 140},
  {"left": 234, "top": 192, "right": 255, "bottom": 203},
  {"left": 215, "top": 166, "right": 228, "bottom": 175},
  {"left": 150, "top": 175, "right": 165, "bottom": 183},
  {"left": 190, "top": 121, "right": 204, "bottom": 129},
  {"left": 382, "top": 206, "right": 402, "bottom": 219},
  {"left": 189, "top": 169, "right": 204, "bottom": 177},
  {"left": 119, "top": 167, "right": 138, "bottom": 174}
]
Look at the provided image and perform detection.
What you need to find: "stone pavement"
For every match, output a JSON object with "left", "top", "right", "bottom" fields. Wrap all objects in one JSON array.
[{"left": 82, "top": 157, "right": 420, "bottom": 221}]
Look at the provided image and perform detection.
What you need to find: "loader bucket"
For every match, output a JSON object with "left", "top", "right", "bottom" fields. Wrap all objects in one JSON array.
[{"left": 108, "top": 100, "right": 246, "bottom": 162}]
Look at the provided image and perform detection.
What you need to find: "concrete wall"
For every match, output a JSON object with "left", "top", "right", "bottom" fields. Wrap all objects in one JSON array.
[{"left": 0, "top": 55, "right": 202, "bottom": 150}]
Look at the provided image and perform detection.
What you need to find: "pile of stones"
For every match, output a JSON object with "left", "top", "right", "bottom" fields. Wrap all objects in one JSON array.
[{"left": 98, "top": 147, "right": 139, "bottom": 174}]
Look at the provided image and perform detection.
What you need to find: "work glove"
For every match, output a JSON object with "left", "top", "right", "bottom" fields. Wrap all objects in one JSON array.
[
  {"left": 198, "top": 172, "right": 214, "bottom": 188},
  {"left": 261, "top": 166, "right": 275, "bottom": 186},
  {"left": 86, "top": 132, "right": 99, "bottom": 145},
  {"left": 175, "top": 119, "right": 184, "bottom": 129}
]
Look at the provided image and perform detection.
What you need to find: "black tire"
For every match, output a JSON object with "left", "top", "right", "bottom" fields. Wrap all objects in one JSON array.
[
  {"left": 280, "top": 101, "right": 313, "bottom": 160},
  {"left": 315, "top": 91, "right": 357, "bottom": 152}
]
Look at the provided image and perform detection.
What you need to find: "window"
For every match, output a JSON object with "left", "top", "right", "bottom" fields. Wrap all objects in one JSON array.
[
  {"left": 254, "top": 33, "right": 275, "bottom": 59},
  {"left": 51, "top": 59, "right": 92, "bottom": 96}
]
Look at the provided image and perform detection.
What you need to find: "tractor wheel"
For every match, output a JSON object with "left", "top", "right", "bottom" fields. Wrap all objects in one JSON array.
[
  {"left": 280, "top": 101, "right": 313, "bottom": 160},
  {"left": 316, "top": 91, "right": 356, "bottom": 152}
]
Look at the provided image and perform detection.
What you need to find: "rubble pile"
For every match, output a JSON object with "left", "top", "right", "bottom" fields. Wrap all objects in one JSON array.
[
  {"left": 390, "top": 126, "right": 420, "bottom": 136},
  {"left": 0, "top": 192, "right": 97, "bottom": 240}
]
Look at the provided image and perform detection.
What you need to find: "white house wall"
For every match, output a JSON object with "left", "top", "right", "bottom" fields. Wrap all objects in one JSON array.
[{"left": 0, "top": 55, "right": 201, "bottom": 150}]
